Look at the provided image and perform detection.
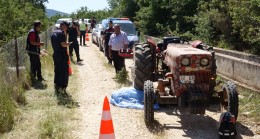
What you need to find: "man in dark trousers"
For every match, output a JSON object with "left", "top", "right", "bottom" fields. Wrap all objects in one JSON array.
[
  {"left": 103, "top": 20, "right": 114, "bottom": 64},
  {"left": 90, "top": 16, "right": 96, "bottom": 30},
  {"left": 79, "top": 19, "right": 87, "bottom": 46},
  {"left": 108, "top": 24, "right": 129, "bottom": 73},
  {"left": 51, "top": 21, "right": 72, "bottom": 94},
  {"left": 69, "top": 21, "right": 83, "bottom": 62},
  {"left": 27, "top": 20, "right": 45, "bottom": 81}
]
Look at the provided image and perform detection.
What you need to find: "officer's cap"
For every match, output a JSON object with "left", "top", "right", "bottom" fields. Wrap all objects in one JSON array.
[
  {"left": 34, "top": 20, "right": 42, "bottom": 27},
  {"left": 61, "top": 21, "right": 70, "bottom": 28}
]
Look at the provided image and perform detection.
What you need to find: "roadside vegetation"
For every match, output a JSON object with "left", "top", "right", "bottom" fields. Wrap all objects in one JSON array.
[
  {"left": 0, "top": 45, "right": 80, "bottom": 138},
  {"left": 0, "top": 0, "right": 49, "bottom": 46},
  {"left": 0, "top": 57, "right": 29, "bottom": 133}
]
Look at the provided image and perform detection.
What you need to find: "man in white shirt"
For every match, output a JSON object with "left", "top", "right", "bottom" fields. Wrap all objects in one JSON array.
[{"left": 108, "top": 24, "right": 129, "bottom": 73}]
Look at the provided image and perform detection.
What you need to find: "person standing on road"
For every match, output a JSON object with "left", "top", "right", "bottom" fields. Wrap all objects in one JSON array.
[
  {"left": 51, "top": 21, "right": 72, "bottom": 94},
  {"left": 108, "top": 24, "right": 129, "bottom": 73},
  {"left": 27, "top": 20, "right": 45, "bottom": 81},
  {"left": 79, "top": 18, "right": 87, "bottom": 46},
  {"left": 69, "top": 21, "right": 83, "bottom": 62},
  {"left": 103, "top": 20, "right": 114, "bottom": 65},
  {"left": 90, "top": 17, "right": 96, "bottom": 30}
]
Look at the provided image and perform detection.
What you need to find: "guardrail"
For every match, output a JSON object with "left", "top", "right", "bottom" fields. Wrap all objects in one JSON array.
[{"left": 142, "top": 35, "right": 260, "bottom": 92}]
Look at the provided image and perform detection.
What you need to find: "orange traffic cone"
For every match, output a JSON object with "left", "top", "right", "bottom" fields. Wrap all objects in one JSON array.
[
  {"left": 99, "top": 96, "right": 115, "bottom": 139},
  {"left": 85, "top": 33, "right": 89, "bottom": 41},
  {"left": 68, "top": 65, "right": 72, "bottom": 75},
  {"left": 67, "top": 52, "right": 72, "bottom": 75}
]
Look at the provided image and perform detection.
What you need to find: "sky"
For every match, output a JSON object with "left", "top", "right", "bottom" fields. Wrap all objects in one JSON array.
[{"left": 45, "top": 0, "right": 109, "bottom": 14}]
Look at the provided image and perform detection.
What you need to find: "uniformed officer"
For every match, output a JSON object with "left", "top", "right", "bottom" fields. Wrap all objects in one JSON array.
[
  {"left": 108, "top": 24, "right": 129, "bottom": 73},
  {"left": 27, "top": 20, "right": 45, "bottom": 81},
  {"left": 69, "top": 21, "right": 83, "bottom": 62},
  {"left": 103, "top": 20, "right": 114, "bottom": 64},
  {"left": 51, "top": 21, "right": 72, "bottom": 94}
]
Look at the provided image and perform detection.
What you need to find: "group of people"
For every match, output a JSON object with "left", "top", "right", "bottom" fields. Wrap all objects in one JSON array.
[{"left": 27, "top": 17, "right": 128, "bottom": 96}]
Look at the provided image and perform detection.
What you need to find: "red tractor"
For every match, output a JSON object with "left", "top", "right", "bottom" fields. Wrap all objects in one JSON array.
[{"left": 132, "top": 37, "right": 239, "bottom": 138}]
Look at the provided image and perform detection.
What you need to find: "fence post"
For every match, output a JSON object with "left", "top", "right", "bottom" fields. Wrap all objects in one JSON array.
[
  {"left": 15, "top": 37, "right": 19, "bottom": 79},
  {"left": 45, "top": 30, "right": 48, "bottom": 49}
]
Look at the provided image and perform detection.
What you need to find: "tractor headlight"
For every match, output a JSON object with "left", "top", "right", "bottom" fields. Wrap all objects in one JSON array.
[
  {"left": 200, "top": 58, "right": 209, "bottom": 66},
  {"left": 181, "top": 57, "right": 190, "bottom": 66}
]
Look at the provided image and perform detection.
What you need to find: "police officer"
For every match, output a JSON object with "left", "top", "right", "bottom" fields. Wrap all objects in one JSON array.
[
  {"left": 51, "top": 21, "right": 72, "bottom": 94},
  {"left": 27, "top": 20, "right": 45, "bottom": 81},
  {"left": 108, "top": 24, "right": 129, "bottom": 73},
  {"left": 69, "top": 21, "right": 83, "bottom": 62},
  {"left": 103, "top": 20, "right": 114, "bottom": 64}
]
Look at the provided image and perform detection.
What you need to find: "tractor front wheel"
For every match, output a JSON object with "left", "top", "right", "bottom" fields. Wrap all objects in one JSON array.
[
  {"left": 220, "top": 81, "right": 239, "bottom": 120},
  {"left": 144, "top": 80, "right": 154, "bottom": 126}
]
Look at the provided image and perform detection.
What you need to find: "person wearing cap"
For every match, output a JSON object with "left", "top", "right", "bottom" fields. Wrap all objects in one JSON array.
[
  {"left": 79, "top": 19, "right": 87, "bottom": 46},
  {"left": 51, "top": 21, "right": 72, "bottom": 94},
  {"left": 69, "top": 21, "right": 83, "bottom": 62},
  {"left": 26, "top": 20, "right": 45, "bottom": 81},
  {"left": 103, "top": 20, "right": 114, "bottom": 65},
  {"left": 108, "top": 24, "right": 129, "bottom": 73}
]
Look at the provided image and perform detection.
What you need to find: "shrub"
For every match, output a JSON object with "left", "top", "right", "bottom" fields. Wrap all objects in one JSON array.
[
  {"left": 115, "top": 68, "right": 129, "bottom": 84},
  {"left": 0, "top": 88, "right": 15, "bottom": 133}
]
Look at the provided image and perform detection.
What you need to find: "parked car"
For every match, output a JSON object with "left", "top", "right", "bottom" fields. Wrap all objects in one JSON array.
[
  {"left": 55, "top": 18, "right": 72, "bottom": 29},
  {"left": 91, "top": 23, "right": 105, "bottom": 50},
  {"left": 99, "top": 18, "right": 140, "bottom": 54}
]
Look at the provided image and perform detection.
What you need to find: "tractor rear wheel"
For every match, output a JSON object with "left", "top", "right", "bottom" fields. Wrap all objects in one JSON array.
[
  {"left": 220, "top": 81, "right": 239, "bottom": 120},
  {"left": 133, "top": 44, "right": 153, "bottom": 91},
  {"left": 144, "top": 80, "right": 154, "bottom": 126}
]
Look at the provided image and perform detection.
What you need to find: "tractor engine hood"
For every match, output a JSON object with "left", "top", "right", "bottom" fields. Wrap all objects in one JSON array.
[{"left": 164, "top": 43, "right": 212, "bottom": 71}]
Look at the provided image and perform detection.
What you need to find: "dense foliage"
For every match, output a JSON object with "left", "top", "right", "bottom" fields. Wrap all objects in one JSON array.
[
  {"left": 70, "top": 7, "right": 112, "bottom": 22},
  {"left": 0, "top": 0, "right": 48, "bottom": 45},
  {"left": 105, "top": 0, "right": 260, "bottom": 54}
]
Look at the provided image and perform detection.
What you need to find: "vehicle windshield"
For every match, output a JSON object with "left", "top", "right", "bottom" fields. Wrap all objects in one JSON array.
[
  {"left": 104, "top": 22, "right": 136, "bottom": 36},
  {"left": 118, "top": 23, "right": 136, "bottom": 36},
  {"left": 56, "top": 20, "right": 63, "bottom": 24}
]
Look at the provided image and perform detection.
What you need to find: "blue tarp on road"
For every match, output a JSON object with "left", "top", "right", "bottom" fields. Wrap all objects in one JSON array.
[{"left": 110, "top": 87, "right": 159, "bottom": 109}]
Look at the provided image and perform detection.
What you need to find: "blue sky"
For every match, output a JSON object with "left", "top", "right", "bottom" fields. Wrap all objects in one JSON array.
[{"left": 45, "top": 0, "right": 109, "bottom": 14}]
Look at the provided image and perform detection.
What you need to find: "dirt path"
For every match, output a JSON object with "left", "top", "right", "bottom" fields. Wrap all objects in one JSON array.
[{"left": 71, "top": 39, "right": 258, "bottom": 139}]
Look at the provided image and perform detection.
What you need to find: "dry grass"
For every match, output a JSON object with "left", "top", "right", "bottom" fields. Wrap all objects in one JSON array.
[{"left": 0, "top": 47, "right": 80, "bottom": 139}]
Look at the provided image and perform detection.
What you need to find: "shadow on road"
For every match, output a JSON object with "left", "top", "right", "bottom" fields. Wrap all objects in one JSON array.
[{"left": 145, "top": 105, "right": 255, "bottom": 138}]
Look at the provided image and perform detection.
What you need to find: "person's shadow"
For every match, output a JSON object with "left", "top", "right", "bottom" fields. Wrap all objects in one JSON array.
[
  {"left": 32, "top": 80, "right": 47, "bottom": 90},
  {"left": 54, "top": 90, "right": 80, "bottom": 108},
  {"left": 71, "top": 60, "right": 85, "bottom": 66}
]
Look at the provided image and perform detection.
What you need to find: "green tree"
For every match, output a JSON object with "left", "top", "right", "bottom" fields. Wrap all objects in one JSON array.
[
  {"left": 71, "top": 7, "right": 112, "bottom": 22},
  {"left": 107, "top": 0, "right": 119, "bottom": 9},
  {"left": 0, "top": 0, "right": 48, "bottom": 45}
]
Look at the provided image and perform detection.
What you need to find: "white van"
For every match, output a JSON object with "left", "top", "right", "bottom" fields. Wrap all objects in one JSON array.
[{"left": 55, "top": 18, "right": 72, "bottom": 29}]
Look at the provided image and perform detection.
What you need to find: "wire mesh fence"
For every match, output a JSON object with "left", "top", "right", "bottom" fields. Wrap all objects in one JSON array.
[{"left": 0, "top": 26, "right": 54, "bottom": 82}]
